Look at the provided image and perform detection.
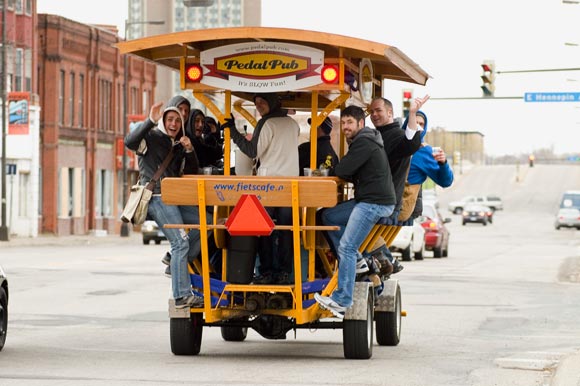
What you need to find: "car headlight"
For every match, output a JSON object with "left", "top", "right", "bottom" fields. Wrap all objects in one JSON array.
[{"left": 143, "top": 224, "right": 154, "bottom": 232}]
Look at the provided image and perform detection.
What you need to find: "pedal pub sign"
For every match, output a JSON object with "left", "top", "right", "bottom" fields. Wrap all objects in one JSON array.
[{"left": 200, "top": 42, "right": 324, "bottom": 92}]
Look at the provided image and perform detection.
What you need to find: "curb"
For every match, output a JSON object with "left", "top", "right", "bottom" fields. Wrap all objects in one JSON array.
[
  {"left": 552, "top": 352, "right": 580, "bottom": 386},
  {"left": 0, "top": 232, "right": 141, "bottom": 248}
]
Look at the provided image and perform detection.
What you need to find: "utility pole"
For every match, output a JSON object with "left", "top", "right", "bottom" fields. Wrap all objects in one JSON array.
[{"left": 0, "top": 2, "right": 9, "bottom": 241}]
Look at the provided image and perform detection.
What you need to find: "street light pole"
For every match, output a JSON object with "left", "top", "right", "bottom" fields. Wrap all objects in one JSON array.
[
  {"left": 120, "top": 19, "right": 164, "bottom": 237},
  {"left": 0, "top": 3, "right": 8, "bottom": 241}
]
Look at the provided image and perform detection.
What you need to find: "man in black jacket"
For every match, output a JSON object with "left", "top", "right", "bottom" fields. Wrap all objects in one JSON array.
[{"left": 315, "top": 106, "right": 395, "bottom": 319}]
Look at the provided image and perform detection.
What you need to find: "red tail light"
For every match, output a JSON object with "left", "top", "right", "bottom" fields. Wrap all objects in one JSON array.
[
  {"left": 185, "top": 64, "right": 203, "bottom": 82},
  {"left": 321, "top": 65, "right": 339, "bottom": 84}
]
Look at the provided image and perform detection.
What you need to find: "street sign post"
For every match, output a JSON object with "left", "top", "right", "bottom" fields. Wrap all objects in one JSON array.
[{"left": 524, "top": 92, "right": 580, "bottom": 102}]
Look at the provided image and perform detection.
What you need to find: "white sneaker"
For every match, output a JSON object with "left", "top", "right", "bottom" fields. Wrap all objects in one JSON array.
[
  {"left": 355, "top": 258, "right": 370, "bottom": 274},
  {"left": 314, "top": 293, "right": 346, "bottom": 319}
]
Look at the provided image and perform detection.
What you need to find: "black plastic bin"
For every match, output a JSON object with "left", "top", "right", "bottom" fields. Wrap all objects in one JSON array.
[{"left": 226, "top": 235, "right": 258, "bottom": 284}]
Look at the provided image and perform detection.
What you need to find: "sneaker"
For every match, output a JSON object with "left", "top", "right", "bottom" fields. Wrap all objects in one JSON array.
[
  {"left": 161, "top": 252, "right": 171, "bottom": 266},
  {"left": 355, "top": 258, "right": 370, "bottom": 274},
  {"left": 164, "top": 266, "right": 171, "bottom": 278},
  {"left": 274, "top": 272, "right": 291, "bottom": 285},
  {"left": 314, "top": 293, "right": 346, "bottom": 319},
  {"left": 392, "top": 259, "right": 404, "bottom": 274},
  {"left": 253, "top": 272, "right": 273, "bottom": 284},
  {"left": 175, "top": 294, "right": 204, "bottom": 309}
]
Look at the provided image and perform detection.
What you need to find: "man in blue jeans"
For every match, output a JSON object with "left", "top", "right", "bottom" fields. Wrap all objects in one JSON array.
[{"left": 315, "top": 106, "right": 395, "bottom": 318}]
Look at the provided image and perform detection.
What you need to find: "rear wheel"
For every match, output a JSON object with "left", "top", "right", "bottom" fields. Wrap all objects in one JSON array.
[
  {"left": 454, "top": 207, "right": 462, "bottom": 215},
  {"left": 343, "top": 291, "right": 373, "bottom": 359},
  {"left": 0, "top": 287, "right": 7, "bottom": 351},
  {"left": 375, "top": 283, "right": 401, "bottom": 346},
  {"left": 414, "top": 242, "right": 425, "bottom": 260},
  {"left": 170, "top": 314, "right": 203, "bottom": 355},
  {"left": 142, "top": 239, "right": 150, "bottom": 245},
  {"left": 401, "top": 243, "right": 412, "bottom": 261},
  {"left": 433, "top": 246, "right": 443, "bottom": 258},
  {"left": 155, "top": 240, "right": 161, "bottom": 245}
]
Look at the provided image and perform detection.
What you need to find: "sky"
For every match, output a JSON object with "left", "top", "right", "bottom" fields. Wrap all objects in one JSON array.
[{"left": 37, "top": 0, "right": 580, "bottom": 156}]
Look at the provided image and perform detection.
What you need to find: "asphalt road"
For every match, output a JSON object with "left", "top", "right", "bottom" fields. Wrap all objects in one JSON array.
[{"left": 0, "top": 164, "right": 579, "bottom": 386}]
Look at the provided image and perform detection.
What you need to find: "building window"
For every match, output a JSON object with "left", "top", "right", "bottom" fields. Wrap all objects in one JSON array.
[
  {"left": 142, "top": 89, "right": 149, "bottom": 115},
  {"left": 14, "top": 0, "right": 22, "bottom": 14},
  {"left": 59, "top": 70, "right": 65, "bottom": 125},
  {"left": 14, "top": 48, "right": 22, "bottom": 91},
  {"left": 69, "top": 72, "right": 75, "bottom": 127},
  {"left": 130, "top": 86, "right": 138, "bottom": 115},
  {"left": 78, "top": 74, "right": 84, "bottom": 126},
  {"left": 95, "top": 169, "right": 112, "bottom": 217},
  {"left": 99, "top": 79, "right": 112, "bottom": 131},
  {"left": 25, "top": 0, "right": 32, "bottom": 15},
  {"left": 68, "top": 168, "right": 74, "bottom": 216},
  {"left": 24, "top": 48, "right": 31, "bottom": 91}
]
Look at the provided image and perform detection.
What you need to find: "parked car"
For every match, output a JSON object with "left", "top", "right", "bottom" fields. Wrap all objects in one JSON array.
[
  {"left": 420, "top": 203, "right": 451, "bottom": 258},
  {"left": 462, "top": 204, "right": 493, "bottom": 226},
  {"left": 0, "top": 264, "right": 8, "bottom": 351},
  {"left": 142, "top": 220, "right": 167, "bottom": 245},
  {"left": 448, "top": 195, "right": 503, "bottom": 214},
  {"left": 390, "top": 218, "right": 426, "bottom": 261},
  {"left": 554, "top": 190, "right": 580, "bottom": 230}
]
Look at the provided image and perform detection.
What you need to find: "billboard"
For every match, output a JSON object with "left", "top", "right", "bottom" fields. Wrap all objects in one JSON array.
[{"left": 8, "top": 92, "right": 30, "bottom": 135}]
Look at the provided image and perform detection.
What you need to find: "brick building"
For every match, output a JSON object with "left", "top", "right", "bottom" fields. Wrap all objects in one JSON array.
[
  {"left": 37, "top": 14, "right": 156, "bottom": 235},
  {"left": 425, "top": 127, "right": 485, "bottom": 166},
  {"left": 0, "top": 0, "right": 39, "bottom": 238}
]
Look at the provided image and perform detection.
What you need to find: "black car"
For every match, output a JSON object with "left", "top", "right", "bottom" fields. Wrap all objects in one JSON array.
[
  {"left": 462, "top": 204, "right": 492, "bottom": 226},
  {"left": 0, "top": 264, "right": 8, "bottom": 351},
  {"left": 142, "top": 220, "right": 167, "bottom": 245}
]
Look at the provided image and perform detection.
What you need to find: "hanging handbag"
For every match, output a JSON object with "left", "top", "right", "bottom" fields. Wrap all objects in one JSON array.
[{"left": 121, "top": 149, "right": 175, "bottom": 225}]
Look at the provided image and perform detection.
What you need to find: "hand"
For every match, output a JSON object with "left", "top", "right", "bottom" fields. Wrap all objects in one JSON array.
[
  {"left": 433, "top": 148, "right": 447, "bottom": 164},
  {"left": 220, "top": 113, "right": 237, "bottom": 130},
  {"left": 179, "top": 136, "right": 194, "bottom": 152},
  {"left": 149, "top": 101, "right": 164, "bottom": 123},
  {"left": 410, "top": 95, "right": 430, "bottom": 113}
]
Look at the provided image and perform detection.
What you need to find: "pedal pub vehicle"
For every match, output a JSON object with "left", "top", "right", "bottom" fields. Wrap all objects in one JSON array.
[{"left": 118, "top": 27, "right": 429, "bottom": 359}]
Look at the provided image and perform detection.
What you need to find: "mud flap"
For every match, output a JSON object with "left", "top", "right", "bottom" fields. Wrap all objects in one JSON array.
[
  {"left": 345, "top": 282, "right": 372, "bottom": 321},
  {"left": 374, "top": 279, "right": 398, "bottom": 312}
]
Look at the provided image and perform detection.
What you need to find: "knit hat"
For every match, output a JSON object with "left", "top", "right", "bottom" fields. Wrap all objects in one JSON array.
[
  {"left": 308, "top": 117, "right": 333, "bottom": 135},
  {"left": 253, "top": 93, "right": 281, "bottom": 112}
]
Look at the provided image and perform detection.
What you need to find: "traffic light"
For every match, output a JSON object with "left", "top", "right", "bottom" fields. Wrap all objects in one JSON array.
[
  {"left": 481, "top": 60, "right": 495, "bottom": 97},
  {"left": 402, "top": 89, "right": 413, "bottom": 118}
]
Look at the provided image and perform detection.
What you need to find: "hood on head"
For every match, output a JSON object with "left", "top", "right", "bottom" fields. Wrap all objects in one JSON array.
[
  {"left": 416, "top": 110, "right": 428, "bottom": 141},
  {"left": 166, "top": 95, "right": 191, "bottom": 110},
  {"left": 157, "top": 106, "right": 185, "bottom": 139},
  {"left": 186, "top": 109, "right": 206, "bottom": 137}
]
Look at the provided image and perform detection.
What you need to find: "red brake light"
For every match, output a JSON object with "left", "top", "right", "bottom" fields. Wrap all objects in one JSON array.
[
  {"left": 186, "top": 64, "right": 203, "bottom": 82},
  {"left": 403, "top": 90, "right": 412, "bottom": 99},
  {"left": 321, "top": 65, "right": 339, "bottom": 84}
]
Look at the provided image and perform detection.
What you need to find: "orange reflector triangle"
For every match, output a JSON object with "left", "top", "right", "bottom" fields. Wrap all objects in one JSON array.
[{"left": 225, "top": 194, "right": 275, "bottom": 236}]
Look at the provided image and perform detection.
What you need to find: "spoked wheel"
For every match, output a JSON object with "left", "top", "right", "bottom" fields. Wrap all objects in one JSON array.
[
  {"left": 0, "top": 287, "right": 7, "bottom": 351},
  {"left": 170, "top": 313, "right": 203, "bottom": 355},
  {"left": 343, "top": 290, "right": 373, "bottom": 359},
  {"left": 375, "top": 283, "right": 401, "bottom": 346}
]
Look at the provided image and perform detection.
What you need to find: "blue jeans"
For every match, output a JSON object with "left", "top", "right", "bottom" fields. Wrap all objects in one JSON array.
[
  {"left": 321, "top": 200, "right": 393, "bottom": 307},
  {"left": 148, "top": 196, "right": 207, "bottom": 299}
]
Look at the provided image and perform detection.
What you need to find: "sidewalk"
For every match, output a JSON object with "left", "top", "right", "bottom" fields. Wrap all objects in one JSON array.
[{"left": 0, "top": 230, "right": 141, "bottom": 248}]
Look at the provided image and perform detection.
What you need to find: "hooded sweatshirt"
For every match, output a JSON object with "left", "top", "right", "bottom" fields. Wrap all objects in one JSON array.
[
  {"left": 335, "top": 127, "right": 395, "bottom": 205},
  {"left": 185, "top": 109, "right": 223, "bottom": 168},
  {"left": 406, "top": 111, "right": 454, "bottom": 187},
  {"left": 124, "top": 106, "right": 198, "bottom": 193}
]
